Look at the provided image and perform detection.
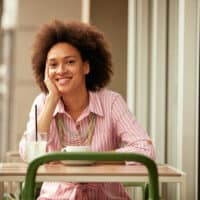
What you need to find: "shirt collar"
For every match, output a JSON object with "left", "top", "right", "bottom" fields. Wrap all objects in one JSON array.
[
  {"left": 53, "top": 98, "right": 66, "bottom": 116},
  {"left": 52, "top": 91, "right": 104, "bottom": 117}
]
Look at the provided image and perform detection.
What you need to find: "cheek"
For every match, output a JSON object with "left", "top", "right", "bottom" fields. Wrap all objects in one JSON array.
[{"left": 48, "top": 69, "right": 56, "bottom": 78}]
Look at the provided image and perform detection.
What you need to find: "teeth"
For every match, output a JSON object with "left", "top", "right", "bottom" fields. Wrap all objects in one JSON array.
[
  {"left": 58, "top": 78, "right": 69, "bottom": 85},
  {"left": 57, "top": 77, "right": 71, "bottom": 80},
  {"left": 60, "top": 78, "right": 70, "bottom": 80}
]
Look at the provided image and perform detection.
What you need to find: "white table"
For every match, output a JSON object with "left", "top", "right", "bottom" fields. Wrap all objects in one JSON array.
[{"left": 0, "top": 162, "right": 186, "bottom": 199}]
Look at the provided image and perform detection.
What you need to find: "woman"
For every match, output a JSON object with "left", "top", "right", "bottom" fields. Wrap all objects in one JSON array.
[{"left": 19, "top": 20, "right": 155, "bottom": 200}]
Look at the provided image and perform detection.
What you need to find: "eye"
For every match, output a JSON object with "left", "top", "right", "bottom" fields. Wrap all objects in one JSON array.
[
  {"left": 48, "top": 62, "right": 57, "bottom": 68},
  {"left": 67, "top": 60, "right": 75, "bottom": 65}
]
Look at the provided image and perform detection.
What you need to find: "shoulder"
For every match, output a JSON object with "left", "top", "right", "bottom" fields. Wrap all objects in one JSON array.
[
  {"left": 95, "top": 88, "right": 122, "bottom": 101},
  {"left": 94, "top": 89, "right": 126, "bottom": 108},
  {"left": 33, "top": 93, "right": 46, "bottom": 105},
  {"left": 30, "top": 93, "right": 47, "bottom": 112}
]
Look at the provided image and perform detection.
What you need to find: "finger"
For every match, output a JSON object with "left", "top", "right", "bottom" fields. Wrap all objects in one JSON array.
[{"left": 44, "top": 65, "right": 49, "bottom": 81}]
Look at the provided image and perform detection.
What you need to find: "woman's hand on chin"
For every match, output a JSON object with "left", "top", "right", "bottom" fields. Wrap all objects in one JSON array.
[
  {"left": 45, "top": 78, "right": 60, "bottom": 99},
  {"left": 44, "top": 67, "right": 60, "bottom": 100}
]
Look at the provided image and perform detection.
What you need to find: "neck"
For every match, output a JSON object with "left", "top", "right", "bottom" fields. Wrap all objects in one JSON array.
[{"left": 62, "top": 89, "right": 89, "bottom": 121}]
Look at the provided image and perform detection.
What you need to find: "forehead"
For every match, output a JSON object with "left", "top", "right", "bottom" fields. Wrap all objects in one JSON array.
[{"left": 47, "top": 42, "right": 80, "bottom": 59}]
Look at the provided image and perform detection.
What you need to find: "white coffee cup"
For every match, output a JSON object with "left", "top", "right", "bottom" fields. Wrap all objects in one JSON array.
[
  {"left": 26, "top": 141, "right": 47, "bottom": 162},
  {"left": 61, "top": 145, "right": 93, "bottom": 165},
  {"left": 62, "top": 145, "right": 91, "bottom": 152}
]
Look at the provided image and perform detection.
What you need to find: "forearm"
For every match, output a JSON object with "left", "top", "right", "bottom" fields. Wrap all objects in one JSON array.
[
  {"left": 115, "top": 139, "right": 156, "bottom": 160},
  {"left": 38, "top": 94, "right": 59, "bottom": 133}
]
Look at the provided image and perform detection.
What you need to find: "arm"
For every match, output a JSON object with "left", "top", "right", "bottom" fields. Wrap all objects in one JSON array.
[
  {"left": 19, "top": 66, "right": 60, "bottom": 160},
  {"left": 111, "top": 95, "right": 156, "bottom": 160},
  {"left": 38, "top": 65, "right": 60, "bottom": 133},
  {"left": 37, "top": 93, "right": 59, "bottom": 133},
  {"left": 19, "top": 94, "right": 49, "bottom": 161}
]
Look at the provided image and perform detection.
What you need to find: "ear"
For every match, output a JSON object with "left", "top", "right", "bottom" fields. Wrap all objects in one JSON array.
[{"left": 84, "top": 61, "right": 90, "bottom": 75}]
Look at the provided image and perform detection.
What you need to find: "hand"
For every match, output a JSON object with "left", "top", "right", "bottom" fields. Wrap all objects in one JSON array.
[{"left": 44, "top": 66, "right": 60, "bottom": 99}]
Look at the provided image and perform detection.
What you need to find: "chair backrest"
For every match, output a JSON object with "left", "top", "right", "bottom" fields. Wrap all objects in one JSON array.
[{"left": 22, "top": 152, "right": 159, "bottom": 200}]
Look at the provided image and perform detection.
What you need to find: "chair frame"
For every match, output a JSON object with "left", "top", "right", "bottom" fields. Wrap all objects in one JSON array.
[{"left": 22, "top": 152, "right": 159, "bottom": 200}]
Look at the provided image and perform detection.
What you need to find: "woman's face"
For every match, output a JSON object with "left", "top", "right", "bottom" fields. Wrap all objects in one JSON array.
[{"left": 45, "top": 42, "right": 89, "bottom": 95}]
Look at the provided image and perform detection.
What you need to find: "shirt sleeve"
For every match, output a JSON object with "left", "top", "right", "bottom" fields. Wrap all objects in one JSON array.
[
  {"left": 111, "top": 94, "right": 156, "bottom": 162},
  {"left": 19, "top": 93, "right": 47, "bottom": 161}
]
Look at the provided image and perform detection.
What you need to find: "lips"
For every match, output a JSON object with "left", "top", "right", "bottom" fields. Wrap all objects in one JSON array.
[{"left": 57, "top": 77, "right": 72, "bottom": 85}]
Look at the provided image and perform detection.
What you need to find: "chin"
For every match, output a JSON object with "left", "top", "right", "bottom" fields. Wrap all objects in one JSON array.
[
  {"left": 58, "top": 89, "right": 71, "bottom": 96},
  {"left": 59, "top": 90, "right": 68, "bottom": 95}
]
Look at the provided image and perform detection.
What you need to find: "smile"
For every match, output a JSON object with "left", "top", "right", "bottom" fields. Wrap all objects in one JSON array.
[{"left": 57, "top": 77, "right": 72, "bottom": 85}]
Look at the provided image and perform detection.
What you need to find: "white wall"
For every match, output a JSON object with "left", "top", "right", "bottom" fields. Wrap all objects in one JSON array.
[
  {"left": 0, "top": 0, "right": 83, "bottom": 160},
  {"left": 127, "top": 0, "right": 199, "bottom": 199}
]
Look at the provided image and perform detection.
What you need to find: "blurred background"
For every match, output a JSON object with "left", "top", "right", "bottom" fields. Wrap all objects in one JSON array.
[{"left": 0, "top": 0, "right": 199, "bottom": 199}]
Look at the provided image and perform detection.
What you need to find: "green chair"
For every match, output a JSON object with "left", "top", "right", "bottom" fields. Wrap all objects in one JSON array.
[{"left": 22, "top": 152, "right": 159, "bottom": 200}]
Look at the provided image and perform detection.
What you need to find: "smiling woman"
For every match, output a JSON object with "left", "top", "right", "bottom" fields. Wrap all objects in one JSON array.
[
  {"left": 44, "top": 42, "right": 90, "bottom": 121},
  {"left": 46, "top": 43, "right": 90, "bottom": 97},
  {"left": 19, "top": 19, "right": 155, "bottom": 200},
  {"left": 32, "top": 20, "right": 112, "bottom": 93}
]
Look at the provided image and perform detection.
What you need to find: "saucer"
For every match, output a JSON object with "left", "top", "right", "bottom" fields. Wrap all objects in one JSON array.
[{"left": 61, "top": 160, "right": 95, "bottom": 166}]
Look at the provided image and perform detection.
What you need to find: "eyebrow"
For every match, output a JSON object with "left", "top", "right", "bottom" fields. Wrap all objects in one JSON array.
[{"left": 47, "top": 55, "right": 76, "bottom": 62}]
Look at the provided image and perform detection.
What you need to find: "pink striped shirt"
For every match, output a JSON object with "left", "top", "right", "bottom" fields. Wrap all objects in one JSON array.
[{"left": 19, "top": 89, "right": 155, "bottom": 200}]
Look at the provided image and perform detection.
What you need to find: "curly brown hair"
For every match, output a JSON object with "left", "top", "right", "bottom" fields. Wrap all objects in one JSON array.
[{"left": 31, "top": 19, "right": 113, "bottom": 92}]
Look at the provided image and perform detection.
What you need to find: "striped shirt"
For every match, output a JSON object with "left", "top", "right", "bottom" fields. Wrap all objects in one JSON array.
[{"left": 19, "top": 89, "right": 155, "bottom": 200}]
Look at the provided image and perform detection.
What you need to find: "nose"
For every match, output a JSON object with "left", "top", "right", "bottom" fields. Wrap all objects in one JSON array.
[{"left": 57, "top": 63, "right": 66, "bottom": 74}]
